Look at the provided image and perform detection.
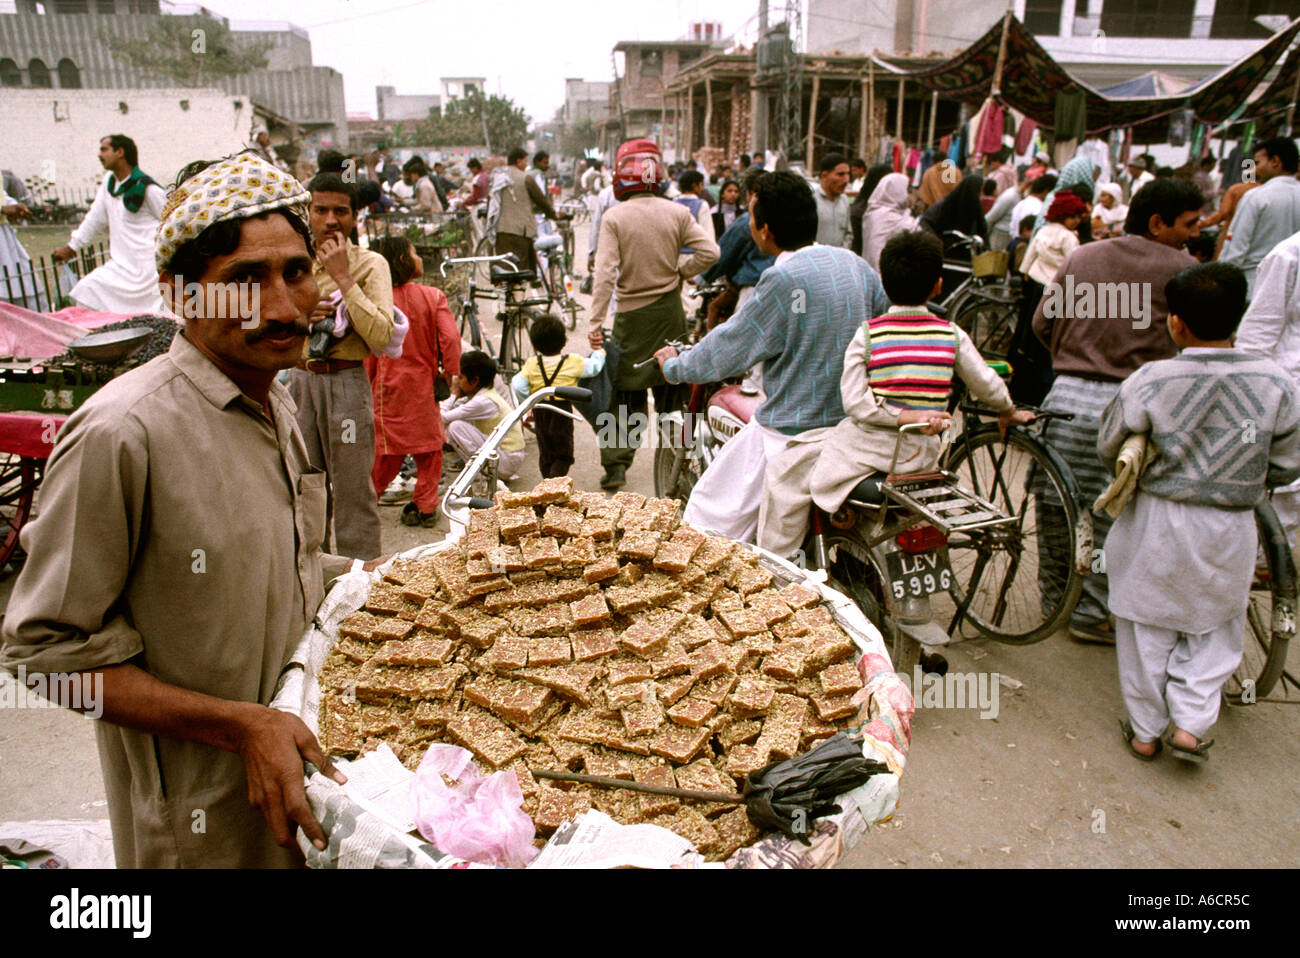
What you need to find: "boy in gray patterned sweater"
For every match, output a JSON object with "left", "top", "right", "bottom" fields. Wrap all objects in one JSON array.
[{"left": 1099, "top": 263, "right": 1300, "bottom": 764}]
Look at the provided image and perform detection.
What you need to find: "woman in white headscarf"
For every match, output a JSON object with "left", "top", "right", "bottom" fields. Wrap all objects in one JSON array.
[
  {"left": 1091, "top": 182, "right": 1128, "bottom": 238},
  {"left": 861, "top": 173, "right": 918, "bottom": 271}
]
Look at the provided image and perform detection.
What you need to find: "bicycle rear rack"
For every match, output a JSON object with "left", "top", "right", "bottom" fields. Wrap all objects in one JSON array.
[{"left": 881, "top": 472, "right": 1018, "bottom": 534}]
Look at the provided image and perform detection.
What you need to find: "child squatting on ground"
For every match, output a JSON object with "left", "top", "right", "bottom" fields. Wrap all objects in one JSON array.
[
  {"left": 440, "top": 350, "right": 526, "bottom": 481},
  {"left": 511, "top": 313, "right": 605, "bottom": 478},
  {"left": 1098, "top": 262, "right": 1300, "bottom": 764},
  {"left": 758, "top": 230, "right": 1034, "bottom": 557}
]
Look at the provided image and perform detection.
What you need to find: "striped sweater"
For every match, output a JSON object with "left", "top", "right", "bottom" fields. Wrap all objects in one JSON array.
[{"left": 865, "top": 310, "right": 958, "bottom": 410}]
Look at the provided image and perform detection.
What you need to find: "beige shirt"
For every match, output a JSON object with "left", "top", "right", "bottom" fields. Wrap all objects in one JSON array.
[
  {"left": 307, "top": 242, "right": 396, "bottom": 362},
  {"left": 590, "top": 193, "right": 719, "bottom": 326},
  {"left": 0, "top": 333, "right": 351, "bottom": 867}
]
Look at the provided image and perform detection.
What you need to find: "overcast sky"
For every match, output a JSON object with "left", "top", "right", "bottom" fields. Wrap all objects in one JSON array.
[{"left": 209, "top": 0, "right": 775, "bottom": 124}]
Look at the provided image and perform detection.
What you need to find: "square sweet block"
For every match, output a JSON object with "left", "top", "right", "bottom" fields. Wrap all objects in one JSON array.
[
  {"left": 486, "top": 635, "right": 531, "bottom": 671},
  {"left": 756, "top": 719, "right": 802, "bottom": 762},
  {"left": 746, "top": 591, "right": 795, "bottom": 625},
  {"left": 739, "top": 633, "right": 777, "bottom": 657},
  {"left": 462, "top": 530, "right": 498, "bottom": 560},
  {"left": 530, "top": 476, "right": 575, "bottom": 505},
  {"left": 503, "top": 604, "right": 573, "bottom": 637},
  {"left": 570, "top": 593, "right": 611, "bottom": 628},
  {"left": 669, "top": 592, "right": 709, "bottom": 615},
  {"left": 691, "top": 537, "right": 735, "bottom": 573},
  {"left": 519, "top": 535, "right": 563, "bottom": 569},
  {"left": 648, "top": 724, "right": 711, "bottom": 764},
  {"left": 771, "top": 617, "right": 812, "bottom": 640},
  {"left": 539, "top": 731, "right": 588, "bottom": 770},
  {"left": 338, "top": 611, "right": 387, "bottom": 642},
  {"left": 633, "top": 765, "right": 680, "bottom": 817},
  {"left": 607, "top": 658, "right": 655, "bottom": 687},
  {"left": 761, "top": 644, "right": 810, "bottom": 681},
  {"left": 518, "top": 663, "right": 605, "bottom": 704},
  {"left": 658, "top": 807, "right": 720, "bottom": 856},
  {"left": 492, "top": 682, "right": 554, "bottom": 726},
  {"left": 639, "top": 572, "right": 680, "bottom": 606},
  {"left": 364, "top": 584, "right": 408, "bottom": 616},
  {"left": 670, "top": 525, "right": 707, "bottom": 551},
  {"left": 381, "top": 559, "right": 419, "bottom": 586},
  {"left": 620, "top": 699, "right": 666, "bottom": 737},
  {"left": 485, "top": 544, "right": 525, "bottom": 574},
  {"left": 560, "top": 536, "right": 599, "bottom": 568},
  {"left": 801, "top": 716, "right": 840, "bottom": 747},
  {"left": 496, "top": 507, "right": 540, "bottom": 541},
  {"left": 468, "top": 509, "right": 499, "bottom": 535},
  {"left": 692, "top": 674, "right": 737, "bottom": 706},
  {"left": 612, "top": 491, "right": 647, "bottom": 510},
  {"left": 583, "top": 553, "right": 621, "bottom": 585},
  {"left": 583, "top": 749, "right": 638, "bottom": 780},
  {"left": 617, "top": 530, "right": 662, "bottom": 562},
  {"left": 465, "top": 557, "right": 501, "bottom": 583},
  {"left": 446, "top": 709, "right": 527, "bottom": 768},
  {"left": 400, "top": 577, "right": 438, "bottom": 603},
  {"left": 712, "top": 806, "right": 764, "bottom": 859},
  {"left": 728, "top": 564, "right": 774, "bottom": 596},
  {"left": 674, "top": 759, "right": 736, "bottom": 815},
  {"left": 571, "top": 628, "right": 619, "bottom": 662},
  {"left": 572, "top": 490, "right": 609, "bottom": 513},
  {"left": 718, "top": 719, "right": 763, "bottom": 748},
  {"left": 618, "top": 609, "right": 685, "bottom": 658},
  {"left": 672, "top": 616, "right": 718, "bottom": 651},
  {"left": 411, "top": 698, "right": 460, "bottom": 729},
  {"left": 656, "top": 674, "right": 696, "bottom": 708},
  {"left": 715, "top": 606, "right": 768, "bottom": 638},
  {"left": 652, "top": 541, "right": 696, "bottom": 574},
  {"left": 333, "top": 636, "right": 376, "bottom": 664},
  {"left": 806, "top": 629, "right": 856, "bottom": 671},
  {"left": 649, "top": 645, "right": 693, "bottom": 679},
  {"left": 604, "top": 585, "right": 650, "bottom": 615},
  {"left": 529, "top": 636, "right": 572, "bottom": 667},
  {"left": 710, "top": 591, "right": 744, "bottom": 613},
  {"left": 690, "top": 641, "right": 733, "bottom": 681},
  {"left": 666, "top": 697, "right": 717, "bottom": 728},
  {"left": 728, "top": 677, "right": 776, "bottom": 715},
  {"left": 370, "top": 637, "right": 454, "bottom": 668},
  {"left": 643, "top": 497, "right": 683, "bottom": 533},
  {"left": 811, "top": 694, "right": 858, "bottom": 722},
  {"left": 820, "top": 661, "right": 864, "bottom": 697},
  {"left": 615, "top": 562, "right": 645, "bottom": 586},
  {"left": 578, "top": 515, "right": 616, "bottom": 541},
  {"left": 605, "top": 680, "right": 656, "bottom": 709},
  {"left": 533, "top": 787, "right": 592, "bottom": 833},
  {"left": 540, "top": 505, "right": 584, "bottom": 539},
  {"left": 459, "top": 616, "right": 508, "bottom": 649},
  {"left": 674, "top": 565, "right": 708, "bottom": 589}
]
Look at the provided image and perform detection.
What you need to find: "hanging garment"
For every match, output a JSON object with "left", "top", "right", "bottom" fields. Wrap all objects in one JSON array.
[
  {"left": 939, "top": 134, "right": 951, "bottom": 154},
  {"left": 905, "top": 147, "right": 922, "bottom": 173},
  {"left": 1015, "top": 117, "right": 1039, "bottom": 156},
  {"left": 1054, "top": 90, "right": 1087, "bottom": 142},
  {"left": 893, "top": 143, "right": 904, "bottom": 173},
  {"left": 977, "top": 101, "right": 1005, "bottom": 156}
]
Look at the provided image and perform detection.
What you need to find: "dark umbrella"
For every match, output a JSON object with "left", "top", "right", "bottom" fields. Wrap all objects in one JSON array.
[{"left": 533, "top": 732, "right": 888, "bottom": 845}]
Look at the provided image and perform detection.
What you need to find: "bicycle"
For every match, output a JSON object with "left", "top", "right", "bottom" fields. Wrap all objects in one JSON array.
[
  {"left": 439, "top": 252, "right": 551, "bottom": 386},
  {"left": 1225, "top": 500, "right": 1297, "bottom": 703},
  {"left": 800, "top": 385, "right": 1085, "bottom": 675},
  {"left": 928, "top": 230, "right": 1021, "bottom": 360}
]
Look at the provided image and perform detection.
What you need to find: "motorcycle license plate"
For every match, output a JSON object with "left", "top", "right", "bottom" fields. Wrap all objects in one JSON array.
[{"left": 885, "top": 550, "right": 952, "bottom": 599}]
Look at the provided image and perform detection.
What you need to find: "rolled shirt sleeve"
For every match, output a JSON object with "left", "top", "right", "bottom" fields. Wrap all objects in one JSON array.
[{"left": 341, "top": 247, "right": 396, "bottom": 354}]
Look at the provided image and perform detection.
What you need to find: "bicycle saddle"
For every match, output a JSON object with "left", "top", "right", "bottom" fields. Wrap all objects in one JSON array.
[
  {"left": 490, "top": 264, "right": 536, "bottom": 284},
  {"left": 846, "top": 474, "right": 887, "bottom": 505}
]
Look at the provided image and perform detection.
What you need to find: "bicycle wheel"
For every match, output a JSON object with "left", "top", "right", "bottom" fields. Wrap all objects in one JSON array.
[
  {"left": 1225, "top": 502, "right": 1296, "bottom": 703},
  {"left": 499, "top": 308, "right": 534, "bottom": 379},
  {"left": 547, "top": 253, "right": 565, "bottom": 312},
  {"left": 0, "top": 454, "right": 39, "bottom": 568},
  {"left": 563, "top": 228, "right": 576, "bottom": 275},
  {"left": 943, "top": 426, "right": 1083, "bottom": 644},
  {"left": 951, "top": 293, "right": 1017, "bottom": 360},
  {"left": 473, "top": 236, "right": 495, "bottom": 288},
  {"left": 652, "top": 420, "right": 702, "bottom": 505}
]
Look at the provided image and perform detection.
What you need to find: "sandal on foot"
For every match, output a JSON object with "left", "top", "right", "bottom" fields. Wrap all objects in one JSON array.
[
  {"left": 1119, "top": 720, "right": 1162, "bottom": 762},
  {"left": 1166, "top": 734, "right": 1213, "bottom": 765}
]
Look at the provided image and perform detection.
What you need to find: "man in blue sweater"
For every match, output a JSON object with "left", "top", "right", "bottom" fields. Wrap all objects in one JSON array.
[
  {"left": 695, "top": 168, "right": 776, "bottom": 329},
  {"left": 655, "top": 171, "right": 891, "bottom": 543}
]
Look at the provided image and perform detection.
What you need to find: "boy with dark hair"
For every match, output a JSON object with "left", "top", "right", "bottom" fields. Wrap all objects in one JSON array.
[
  {"left": 511, "top": 314, "right": 606, "bottom": 478},
  {"left": 1099, "top": 262, "right": 1300, "bottom": 763},
  {"left": 442, "top": 350, "right": 525, "bottom": 480},
  {"left": 761, "top": 230, "right": 1028, "bottom": 556},
  {"left": 674, "top": 168, "right": 716, "bottom": 255}
]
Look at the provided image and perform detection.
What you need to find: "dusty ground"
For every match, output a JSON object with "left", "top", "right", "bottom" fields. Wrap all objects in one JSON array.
[{"left": 1, "top": 214, "right": 1296, "bottom": 869}]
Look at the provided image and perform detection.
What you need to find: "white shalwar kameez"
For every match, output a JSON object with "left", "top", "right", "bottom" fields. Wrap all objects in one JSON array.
[
  {"left": 1105, "top": 492, "right": 1255, "bottom": 741},
  {"left": 66, "top": 175, "right": 167, "bottom": 314},
  {"left": 682, "top": 419, "right": 793, "bottom": 543}
]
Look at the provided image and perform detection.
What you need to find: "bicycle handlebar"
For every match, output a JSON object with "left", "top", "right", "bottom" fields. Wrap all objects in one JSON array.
[{"left": 440, "top": 252, "right": 520, "bottom": 276}]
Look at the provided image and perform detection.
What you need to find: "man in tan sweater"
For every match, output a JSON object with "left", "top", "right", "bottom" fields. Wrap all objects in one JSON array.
[{"left": 589, "top": 139, "right": 718, "bottom": 489}]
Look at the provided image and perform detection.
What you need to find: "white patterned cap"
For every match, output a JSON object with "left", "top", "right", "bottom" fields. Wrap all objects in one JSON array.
[{"left": 155, "top": 151, "right": 310, "bottom": 271}]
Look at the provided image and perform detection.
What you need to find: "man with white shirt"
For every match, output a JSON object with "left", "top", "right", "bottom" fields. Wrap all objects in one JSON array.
[
  {"left": 1010, "top": 173, "right": 1056, "bottom": 239},
  {"left": 812, "top": 153, "right": 852, "bottom": 248},
  {"left": 1220, "top": 137, "right": 1300, "bottom": 297},
  {"left": 1236, "top": 226, "right": 1300, "bottom": 546},
  {"left": 51, "top": 134, "right": 166, "bottom": 314}
]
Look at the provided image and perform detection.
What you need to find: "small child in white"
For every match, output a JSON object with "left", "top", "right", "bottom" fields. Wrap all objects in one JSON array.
[{"left": 1099, "top": 262, "right": 1300, "bottom": 763}]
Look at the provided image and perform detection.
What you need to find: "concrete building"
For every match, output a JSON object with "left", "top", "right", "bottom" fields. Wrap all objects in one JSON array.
[
  {"left": 604, "top": 36, "right": 728, "bottom": 157},
  {"left": 0, "top": 0, "right": 348, "bottom": 150},
  {"left": 4, "top": 86, "right": 257, "bottom": 199},
  {"left": 376, "top": 84, "right": 441, "bottom": 122},
  {"left": 563, "top": 78, "right": 610, "bottom": 125},
  {"left": 440, "top": 76, "right": 485, "bottom": 103}
]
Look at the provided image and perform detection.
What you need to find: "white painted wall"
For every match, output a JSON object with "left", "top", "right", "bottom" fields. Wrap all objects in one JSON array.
[{"left": 2, "top": 87, "right": 253, "bottom": 200}]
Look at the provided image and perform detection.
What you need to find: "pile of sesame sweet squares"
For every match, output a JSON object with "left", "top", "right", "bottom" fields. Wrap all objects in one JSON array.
[{"left": 317, "top": 476, "right": 867, "bottom": 861}]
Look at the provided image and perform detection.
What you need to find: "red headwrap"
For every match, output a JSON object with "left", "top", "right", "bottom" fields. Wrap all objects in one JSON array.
[
  {"left": 1046, "top": 190, "right": 1090, "bottom": 222},
  {"left": 614, "top": 138, "right": 664, "bottom": 201}
]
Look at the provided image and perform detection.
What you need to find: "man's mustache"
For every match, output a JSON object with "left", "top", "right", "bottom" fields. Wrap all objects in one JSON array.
[{"left": 246, "top": 321, "right": 310, "bottom": 343}]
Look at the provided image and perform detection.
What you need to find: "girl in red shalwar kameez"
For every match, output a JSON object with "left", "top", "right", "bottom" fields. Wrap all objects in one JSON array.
[{"left": 367, "top": 236, "right": 462, "bottom": 526}]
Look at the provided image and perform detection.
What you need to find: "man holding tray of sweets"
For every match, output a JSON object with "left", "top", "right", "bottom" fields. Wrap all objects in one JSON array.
[{"left": 0, "top": 152, "right": 362, "bottom": 868}]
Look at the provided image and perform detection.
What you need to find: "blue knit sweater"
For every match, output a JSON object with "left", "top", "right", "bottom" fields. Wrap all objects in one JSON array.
[{"left": 663, "top": 244, "right": 891, "bottom": 435}]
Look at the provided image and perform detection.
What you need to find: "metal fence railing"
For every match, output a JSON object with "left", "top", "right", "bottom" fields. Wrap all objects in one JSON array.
[{"left": 1, "top": 242, "right": 110, "bottom": 313}]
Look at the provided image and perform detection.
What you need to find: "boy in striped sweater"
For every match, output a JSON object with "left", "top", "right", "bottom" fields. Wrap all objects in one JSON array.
[{"left": 759, "top": 231, "right": 1030, "bottom": 556}]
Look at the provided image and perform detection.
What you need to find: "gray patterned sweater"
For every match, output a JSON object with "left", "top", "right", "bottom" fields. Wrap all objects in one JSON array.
[{"left": 1098, "top": 348, "right": 1300, "bottom": 509}]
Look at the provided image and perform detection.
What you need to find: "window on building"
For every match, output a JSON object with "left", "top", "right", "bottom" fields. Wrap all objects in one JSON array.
[
  {"left": 640, "top": 49, "right": 662, "bottom": 78},
  {"left": 463, "top": 83, "right": 477, "bottom": 96},
  {"left": 28, "top": 59, "right": 52, "bottom": 88},
  {"left": 0, "top": 59, "right": 21, "bottom": 87},
  {"left": 51, "top": 0, "right": 90, "bottom": 12},
  {"left": 679, "top": 49, "right": 700, "bottom": 67},
  {"left": 1210, "top": 0, "right": 1300, "bottom": 38},
  {"left": 57, "top": 58, "right": 81, "bottom": 88},
  {"left": 1023, "top": 0, "right": 1063, "bottom": 36},
  {"left": 96, "top": 0, "right": 116, "bottom": 12},
  {"left": 1100, "top": 0, "right": 1196, "bottom": 38}
]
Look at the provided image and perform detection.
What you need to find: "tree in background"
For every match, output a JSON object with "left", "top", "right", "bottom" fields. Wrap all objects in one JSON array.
[
  {"left": 398, "top": 90, "right": 529, "bottom": 152},
  {"left": 101, "top": 16, "right": 270, "bottom": 87},
  {"left": 559, "top": 118, "right": 601, "bottom": 159}
]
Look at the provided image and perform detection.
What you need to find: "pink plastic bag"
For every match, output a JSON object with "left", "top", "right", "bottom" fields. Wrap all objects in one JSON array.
[{"left": 410, "top": 744, "right": 538, "bottom": 868}]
